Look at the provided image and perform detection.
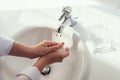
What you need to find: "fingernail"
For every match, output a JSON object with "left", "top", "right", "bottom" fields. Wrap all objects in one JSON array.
[
  {"left": 66, "top": 48, "right": 69, "bottom": 51},
  {"left": 61, "top": 42, "right": 64, "bottom": 45}
]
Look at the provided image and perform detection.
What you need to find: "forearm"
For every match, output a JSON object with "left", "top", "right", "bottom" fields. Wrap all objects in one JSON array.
[{"left": 9, "top": 41, "right": 32, "bottom": 58}]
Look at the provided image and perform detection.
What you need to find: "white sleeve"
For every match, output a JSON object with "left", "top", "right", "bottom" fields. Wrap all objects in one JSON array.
[
  {"left": 15, "top": 75, "right": 30, "bottom": 80},
  {"left": 16, "top": 67, "right": 41, "bottom": 80},
  {"left": 0, "top": 35, "right": 14, "bottom": 56}
]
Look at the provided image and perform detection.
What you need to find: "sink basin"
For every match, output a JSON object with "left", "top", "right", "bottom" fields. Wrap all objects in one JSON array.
[{"left": 0, "top": 26, "right": 88, "bottom": 80}]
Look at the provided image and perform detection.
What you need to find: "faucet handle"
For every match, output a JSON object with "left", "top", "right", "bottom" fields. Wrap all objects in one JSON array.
[
  {"left": 59, "top": 6, "right": 72, "bottom": 21},
  {"left": 62, "top": 6, "right": 72, "bottom": 13}
]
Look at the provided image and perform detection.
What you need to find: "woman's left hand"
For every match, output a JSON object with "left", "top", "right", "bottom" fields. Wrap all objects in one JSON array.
[
  {"left": 29, "top": 40, "right": 64, "bottom": 58},
  {"left": 9, "top": 40, "right": 64, "bottom": 59}
]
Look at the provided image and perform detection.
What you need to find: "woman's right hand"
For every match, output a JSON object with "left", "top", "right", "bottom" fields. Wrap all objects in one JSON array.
[{"left": 33, "top": 44, "right": 69, "bottom": 72}]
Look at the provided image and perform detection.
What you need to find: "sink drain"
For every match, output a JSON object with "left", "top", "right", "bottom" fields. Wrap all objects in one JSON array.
[{"left": 41, "top": 66, "right": 51, "bottom": 76}]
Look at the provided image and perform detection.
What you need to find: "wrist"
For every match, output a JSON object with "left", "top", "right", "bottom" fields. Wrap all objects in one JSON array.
[{"left": 33, "top": 57, "right": 48, "bottom": 72}]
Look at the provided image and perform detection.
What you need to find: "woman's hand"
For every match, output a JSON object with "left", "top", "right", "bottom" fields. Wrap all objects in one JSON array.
[
  {"left": 9, "top": 40, "right": 64, "bottom": 59},
  {"left": 33, "top": 47, "right": 69, "bottom": 72},
  {"left": 30, "top": 40, "right": 64, "bottom": 58}
]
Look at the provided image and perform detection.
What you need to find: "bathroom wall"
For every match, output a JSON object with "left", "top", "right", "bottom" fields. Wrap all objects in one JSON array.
[
  {"left": 0, "top": 1, "right": 120, "bottom": 48},
  {"left": 0, "top": 11, "right": 22, "bottom": 37},
  {"left": 0, "top": 0, "right": 99, "bottom": 37},
  {"left": 95, "top": 0, "right": 120, "bottom": 6},
  {"left": 0, "top": 0, "right": 98, "bottom": 11}
]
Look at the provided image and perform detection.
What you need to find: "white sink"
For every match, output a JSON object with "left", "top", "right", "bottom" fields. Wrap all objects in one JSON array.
[{"left": 0, "top": 26, "right": 89, "bottom": 80}]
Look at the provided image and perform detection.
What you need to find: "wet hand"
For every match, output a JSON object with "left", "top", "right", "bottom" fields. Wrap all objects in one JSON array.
[
  {"left": 33, "top": 47, "right": 69, "bottom": 72},
  {"left": 30, "top": 40, "right": 64, "bottom": 58}
]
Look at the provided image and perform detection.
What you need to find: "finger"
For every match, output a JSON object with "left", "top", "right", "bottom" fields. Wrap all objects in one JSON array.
[
  {"left": 46, "top": 45, "right": 59, "bottom": 53},
  {"left": 46, "top": 41, "right": 58, "bottom": 46},
  {"left": 55, "top": 42, "right": 64, "bottom": 49},
  {"left": 51, "top": 42, "right": 58, "bottom": 46},
  {"left": 65, "top": 47, "right": 69, "bottom": 52},
  {"left": 46, "top": 42, "right": 64, "bottom": 53},
  {"left": 62, "top": 47, "right": 69, "bottom": 58}
]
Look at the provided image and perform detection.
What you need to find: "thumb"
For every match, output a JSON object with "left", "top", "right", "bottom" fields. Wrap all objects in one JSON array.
[{"left": 47, "top": 42, "right": 64, "bottom": 53}]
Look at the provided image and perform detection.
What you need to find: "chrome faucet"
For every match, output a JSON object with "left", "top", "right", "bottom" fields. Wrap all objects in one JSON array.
[{"left": 57, "top": 6, "right": 77, "bottom": 33}]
